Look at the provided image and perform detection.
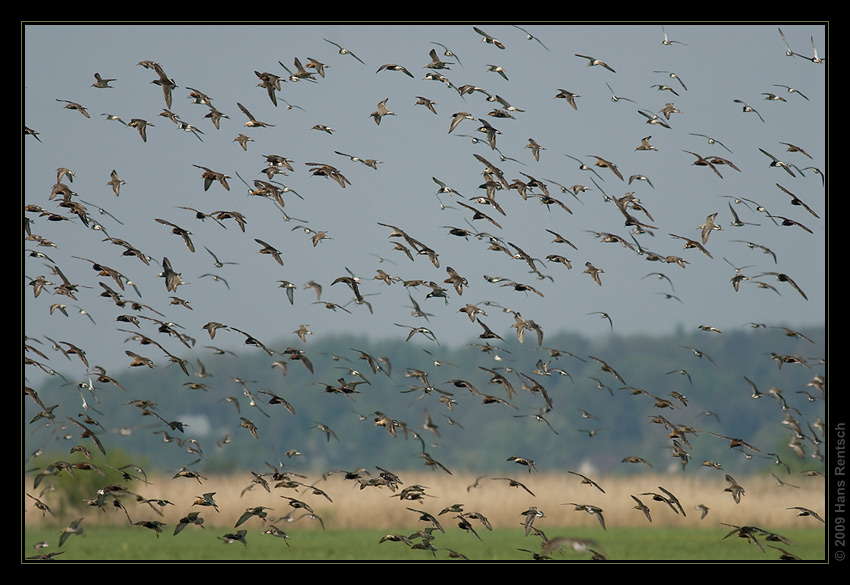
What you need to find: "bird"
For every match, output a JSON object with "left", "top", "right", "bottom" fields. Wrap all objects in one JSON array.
[
  {"left": 174, "top": 512, "right": 205, "bottom": 535},
  {"left": 91, "top": 72, "right": 116, "bottom": 88},
  {"left": 525, "top": 138, "right": 545, "bottom": 161},
  {"left": 312, "top": 421, "right": 339, "bottom": 442},
  {"left": 154, "top": 218, "right": 195, "bottom": 252},
  {"left": 475, "top": 118, "right": 501, "bottom": 150},
  {"left": 508, "top": 456, "right": 538, "bottom": 473},
  {"left": 568, "top": 471, "right": 605, "bottom": 493},
  {"left": 787, "top": 506, "right": 825, "bottom": 523},
  {"left": 59, "top": 518, "right": 85, "bottom": 547},
  {"left": 254, "top": 239, "right": 284, "bottom": 266},
  {"left": 158, "top": 256, "right": 184, "bottom": 292},
  {"left": 756, "top": 272, "right": 808, "bottom": 300},
  {"left": 635, "top": 136, "right": 657, "bottom": 152},
  {"left": 733, "top": 99, "right": 765, "bottom": 123},
  {"left": 621, "top": 456, "right": 653, "bottom": 468},
  {"left": 710, "top": 432, "right": 761, "bottom": 454},
  {"left": 583, "top": 262, "right": 604, "bottom": 286},
  {"left": 375, "top": 63, "right": 414, "bottom": 78},
  {"left": 127, "top": 118, "right": 154, "bottom": 142},
  {"left": 605, "top": 82, "right": 636, "bottom": 103},
  {"left": 56, "top": 99, "right": 90, "bottom": 118},
  {"left": 638, "top": 109, "right": 671, "bottom": 129},
  {"left": 773, "top": 83, "right": 809, "bottom": 100},
  {"left": 562, "top": 502, "right": 606, "bottom": 531},
  {"left": 574, "top": 54, "right": 615, "bottom": 72},
  {"left": 414, "top": 96, "right": 438, "bottom": 115},
  {"left": 486, "top": 64, "right": 509, "bottom": 80},
  {"left": 589, "top": 355, "right": 626, "bottom": 385},
  {"left": 233, "top": 134, "right": 253, "bottom": 150},
  {"left": 587, "top": 312, "right": 613, "bottom": 331},
  {"left": 192, "top": 492, "right": 219, "bottom": 513},
  {"left": 758, "top": 148, "right": 803, "bottom": 177},
  {"left": 512, "top": 25, "right": 548, "bottom": 50},
  {"left": 588, "top": 155, "right": 623, "bottom": 181},
  {"left": 661, "top": 25, "right": 687, "bottom": 46},
  {"left": 237, "top": 102, "right": 274, "bottom": 128},
  {"left": 473, "top": 26, "right": 505, "bottom": 49},
  {"left": 652, "top": 83, "right": 679, "bottom": 97},
  {"left": 655, "top": 70, "right": 687, "bottom": 91},
  {"left": 683, "top": 150, "right": 724, "bottom": 178},
  {"left": 689, "top": 132, "right": 733, "bottom": 153},
  {"left": 219, "top": 529, "right": 248, "bottom": 546},
  {"left": 193, "top": 165, "right": 231, "bottom": 191},
  {"left": 555, "top": 89, "right": 581, "bottom": 110},
  {"left": 631, "top": 495, "right": 652, "bottom": 523},
  {"left": 670, "top": 233, "right": 713, "bottom": 259},
  {"left": 370, "top": 97, "right": 396, "bottom": 125},
  {"left": 724, "top": 474, "right": 746, "bottom": 503},
  {"left": 796, "top": 35, "right": 826, "bottom": 63},
  {"left": 324, "top": 38, "right": 365, "bottom": 64},
  {"left": 492, "top": 477, "right": 535, "bottom": 496}
]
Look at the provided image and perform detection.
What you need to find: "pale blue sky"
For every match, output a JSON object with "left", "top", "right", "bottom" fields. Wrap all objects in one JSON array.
[{"left": 24, "top": 23, "right": 826, "bottom": 384}]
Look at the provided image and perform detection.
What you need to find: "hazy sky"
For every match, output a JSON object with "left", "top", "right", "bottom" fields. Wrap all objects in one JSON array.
[{"left": 24, "top": 23, "right": 826, "bottom": 385}]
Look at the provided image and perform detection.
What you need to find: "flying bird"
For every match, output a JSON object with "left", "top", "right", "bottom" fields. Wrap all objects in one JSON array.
[{"left": 575, "top": 54, "right": 615, "bottom": 72}]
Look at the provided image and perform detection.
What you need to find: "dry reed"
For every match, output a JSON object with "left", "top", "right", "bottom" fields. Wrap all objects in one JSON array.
[{"left": 26, "top": 470, "right": 826, "bottom": 533}]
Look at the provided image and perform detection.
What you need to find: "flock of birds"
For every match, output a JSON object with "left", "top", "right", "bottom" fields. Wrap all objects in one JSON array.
[{"left": 24, "top": 24, "right": 826, "bottom": 561}]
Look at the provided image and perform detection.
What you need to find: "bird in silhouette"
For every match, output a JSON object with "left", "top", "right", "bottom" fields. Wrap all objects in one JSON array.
[
  {"left": 774, "top": 183, "right": 820, "bottom": 218},
  {"left": 756, "top": 272, "right": 808, "bottom": 300}
]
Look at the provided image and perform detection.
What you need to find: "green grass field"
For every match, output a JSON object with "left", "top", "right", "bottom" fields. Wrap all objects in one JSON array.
[{"left": 23, "top": 525, "right": 826, "bottom": 562}]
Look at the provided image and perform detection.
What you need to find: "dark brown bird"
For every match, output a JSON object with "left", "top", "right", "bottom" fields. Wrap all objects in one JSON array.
[{"left": 756, "top": 272, "right": 808, "bottom": 300}]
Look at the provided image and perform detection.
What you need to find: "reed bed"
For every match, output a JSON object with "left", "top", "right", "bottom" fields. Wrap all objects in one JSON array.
[{"left": 26, "top": 470, "right": 826, "bottom": 533}]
